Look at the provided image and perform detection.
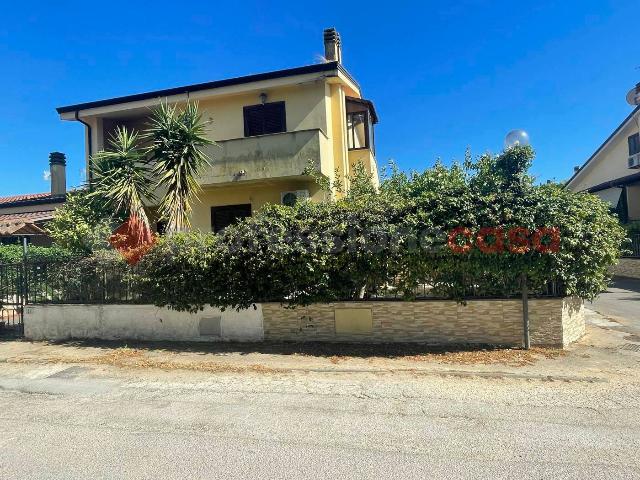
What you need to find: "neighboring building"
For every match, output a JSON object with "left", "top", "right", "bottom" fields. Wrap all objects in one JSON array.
[
  {"left": 566, "top": 100, "right": 640, "bottom": 223},
  {"left": 56, "top": 28, "right": 378, "bottom": 233},
  {"left": 0, "top": 153, "right": 67, "bottom": 245}
]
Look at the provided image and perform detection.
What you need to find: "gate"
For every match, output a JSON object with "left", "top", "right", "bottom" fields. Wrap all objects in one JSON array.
[{"left": 0, "top": 263, "right": 25, "bottom": 336}]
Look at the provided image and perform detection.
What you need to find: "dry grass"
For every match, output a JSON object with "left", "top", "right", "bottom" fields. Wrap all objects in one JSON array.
[
  {"left": 7, "top": 344, "right": 566, "bottom": 372},
  {"left": 402, "top": 347, "right": 565, "bottom": 367},
  {"left": 11, "top": 347, "right": 283, "bottom": 374}
]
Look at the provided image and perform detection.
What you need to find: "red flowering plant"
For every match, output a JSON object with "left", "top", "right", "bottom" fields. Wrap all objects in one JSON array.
[{"left": 109, "top": 214, "right": 156, "bottom": 265}]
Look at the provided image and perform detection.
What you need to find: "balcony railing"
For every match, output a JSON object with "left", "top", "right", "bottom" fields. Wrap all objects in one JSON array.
[{"left": 198, "top": 128, "right": 328, "bottom": 185}]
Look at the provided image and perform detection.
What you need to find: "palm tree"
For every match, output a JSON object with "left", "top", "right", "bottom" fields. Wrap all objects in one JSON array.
[
  {"left": 89, "top": 101, "right": 213, "bottom": 241},
  {"left": 90, "top": 126, "right": 155, "bottom": 231},
  {"left": 145, "top": 101, "right": 213, "bottom": 232}
]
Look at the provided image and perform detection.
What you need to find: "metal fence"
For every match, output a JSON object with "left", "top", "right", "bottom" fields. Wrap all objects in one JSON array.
[
  {"left": 627, "top": 234, "right": 640, "bottom": 258},
  {"left": 0, "top": 259, "right": 566, "bottom": 332},
  {"left": 321, "top": 275, "right": 565, "bottom": 303},
  {"left": 0, "top": 263, "right": 25, "bottom": 334},
  {"left": 23, "top": 261, "right": 150, "bottom": 305},
  {"left": 0, "top": 260, "right": 150, "bottom": 333}
]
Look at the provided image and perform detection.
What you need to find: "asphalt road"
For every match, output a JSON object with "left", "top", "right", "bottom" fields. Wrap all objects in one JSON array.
[
  {"left": 590, "top": 277, "right": 640, "bottom": 333},
  {"left": 1, "top": 278, "right": 639, "bottom": 479},
  {"left": 0, "top": 360, "right": 638, "bottom": 479}
]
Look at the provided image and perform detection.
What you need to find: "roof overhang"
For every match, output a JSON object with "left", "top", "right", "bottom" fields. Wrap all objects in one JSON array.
[
  {"left": 345, "top": 96, "right": 379, "bottom": 124},
  {"left": 585, "top": 171, "right": 640, "bottom": 193},
  {"left": 0, "top": 194, "right": 65, "bottom": 209},
  {"left": 58, "top": 62, "right": 362, "bottom": 120},
  {"left": 566, "top": 105, "right": 640, "bottom": 189},
  {"left": 593, "top": 187, "right": 623, "bottom": 207},
  {"left": 0, "top": 222, "right": 46, "bottom": 236}
]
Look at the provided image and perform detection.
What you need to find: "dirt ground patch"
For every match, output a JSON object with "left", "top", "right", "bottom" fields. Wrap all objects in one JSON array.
[
  {"left": 9, "top": 347, "right": 284, "bottom": 374},
  {"left": 5, "top": 340, "right": 566, "bottom": 373},
  {"left": 400, "top": 347, "right": 565, "bottom": 367}
]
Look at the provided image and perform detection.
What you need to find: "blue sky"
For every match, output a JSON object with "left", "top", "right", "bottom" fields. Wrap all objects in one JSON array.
[{"left": 0, "top": 0, "right": 638, "bottom": 195}]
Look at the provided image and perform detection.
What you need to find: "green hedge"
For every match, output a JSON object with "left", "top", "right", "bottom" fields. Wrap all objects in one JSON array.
[
  {"left": 136, "top": 147, "right": 625, "bottom": 312},
  {"left": 0, "top": 245, "right": 72, "bottom": 264}
]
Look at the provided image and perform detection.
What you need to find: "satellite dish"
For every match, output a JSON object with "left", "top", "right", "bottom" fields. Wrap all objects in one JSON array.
[{"left": 626, "top": 82, "right": 640, "bottom": 106}]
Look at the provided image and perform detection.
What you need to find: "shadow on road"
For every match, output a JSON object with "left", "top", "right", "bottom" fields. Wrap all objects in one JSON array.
[{"left": 608, "top": 276, "right": 640, "bottom": 293}]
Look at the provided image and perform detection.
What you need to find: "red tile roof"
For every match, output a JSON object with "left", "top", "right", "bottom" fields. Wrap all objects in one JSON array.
[
  {"left": 0, "top": 211, "right": 56, "bottom": 236},
  {"left": 0, "top": 192, "right": 54, "bottom": 206},
  {"left": 0, "top": 221, "right": 46, "bottom": 236},
  {"left": 0, "top": 210, "right": 57, "bottom": 224}
]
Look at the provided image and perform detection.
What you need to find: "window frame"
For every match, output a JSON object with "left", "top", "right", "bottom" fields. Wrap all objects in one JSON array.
[
  {"left": 346, "top": 110, "right": 370, "bottom": 151},
  {"left": 345, "top": 97, "right": 377, "bottom": 153},
  {"left": 210, "top": 204, "right": 252, "bottom": 233},
  {"left": 629, "top": 133, "right": 640, "bottom": 156},
  {"left": 243, "top": 101, "right": 287, "bottom": 138}
]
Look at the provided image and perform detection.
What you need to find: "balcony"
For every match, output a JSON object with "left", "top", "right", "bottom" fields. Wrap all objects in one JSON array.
[{"left": 198, "top": 129, "right": 329, "bottom": 186}]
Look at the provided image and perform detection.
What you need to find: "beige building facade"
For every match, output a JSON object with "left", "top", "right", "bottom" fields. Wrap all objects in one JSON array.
[
  {"left": 566, "top": 103, "right": 640, "bottom": 222},
  {"left": 57, "top": 28, "right": 379, "bottom": 233}
]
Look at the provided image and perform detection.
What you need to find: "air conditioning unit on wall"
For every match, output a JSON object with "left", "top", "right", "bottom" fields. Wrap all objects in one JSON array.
[
  {"left": 281, "top": 190, "right": 309, "bottom": 206},
  {"left": 628, "top": 153, "right": 640, "bottom": 169}
]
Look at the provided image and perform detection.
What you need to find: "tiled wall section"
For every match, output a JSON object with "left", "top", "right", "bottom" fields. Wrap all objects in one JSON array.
[
  {"left": 262, "top": 297, "right": 584, "bottom": 347},
  {"left": 562, "top": 297, "right": 586, "bottom": 346}
]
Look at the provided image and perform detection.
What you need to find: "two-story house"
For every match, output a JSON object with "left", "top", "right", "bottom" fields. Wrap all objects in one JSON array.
[
  {"left": 566, "top": 88, "right": 640, "bottom": 223},
  {"left": 56, "top": 28, "right": 378, "bottom": 233}
]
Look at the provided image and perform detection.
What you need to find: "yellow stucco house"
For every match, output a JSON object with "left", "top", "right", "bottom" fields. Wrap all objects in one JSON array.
[
  {"left": 566, "top": 94, "right": 640, "bottom": 223},
  {"left": 56, "top": 28, "right": 378, "bottom": 233}
]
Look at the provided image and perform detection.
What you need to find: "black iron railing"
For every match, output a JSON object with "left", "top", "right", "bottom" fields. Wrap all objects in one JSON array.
[
  {"left": 626, "top": 234, "right": 640, "bottom": 258},
  {"left": 0, "top": 260, "right": 151, "bottom": 306},
  {"left": 0, "top": 263, "right": 25, "bottom": 333},
  {"left": 0, "top": 259, "right": 566, "bottom": 310}
]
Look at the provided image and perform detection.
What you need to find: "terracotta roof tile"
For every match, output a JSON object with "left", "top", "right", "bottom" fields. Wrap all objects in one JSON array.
[
  {"left": 0, "top": 192, "right": 53, "bottom": 206},
  {"left": 0, "top": 210, "right": 57, "bottom": 224},
  {"left": 0, "top": 221, "right": 46, "bottom": 236}
]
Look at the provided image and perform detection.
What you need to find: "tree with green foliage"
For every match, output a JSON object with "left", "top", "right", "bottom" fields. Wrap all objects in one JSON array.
[
  {"left": 88, "top": 101, "right": 212, "bottom": 237},
  {"left": 146, "top": 101, "right": 213, "bottom": 232},
  {"left": 46, "top": 190, "right": 124, "bottom": 254},
  {"left": 137, "top": 146, "right": 625, "bottom": 312},
  {"left": 90, "top": 127, "right": 156, "bottom": 230}
]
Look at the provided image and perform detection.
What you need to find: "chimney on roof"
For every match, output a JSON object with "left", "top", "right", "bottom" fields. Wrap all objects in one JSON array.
[
  {"left": 49, "top": 152, "right": 66, "bottom": 197},
  {"left": 323, "top": 28, "right": 342, "bottom": 64}
]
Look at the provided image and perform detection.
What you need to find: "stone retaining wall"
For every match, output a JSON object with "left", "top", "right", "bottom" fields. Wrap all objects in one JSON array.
[
  {"left": 24, "top": 297, "right": 584, "bottom": 347},
  {"left": 262, "top": 297, "right": 584, "bottom": 347}
]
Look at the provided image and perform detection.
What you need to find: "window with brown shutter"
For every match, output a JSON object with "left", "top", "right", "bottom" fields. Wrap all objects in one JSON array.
[{"left": 243, "top": 102, "right": 286, "bottom": 137}]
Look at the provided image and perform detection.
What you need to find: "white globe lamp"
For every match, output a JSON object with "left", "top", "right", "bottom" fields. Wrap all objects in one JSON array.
[{"left": 504, "top": 129, "right": 530, "bottom": 149}]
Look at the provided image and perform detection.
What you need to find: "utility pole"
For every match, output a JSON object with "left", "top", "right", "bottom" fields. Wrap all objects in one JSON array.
[{"left": 521, "top": 272, "right": 530, "bottom": 350}]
